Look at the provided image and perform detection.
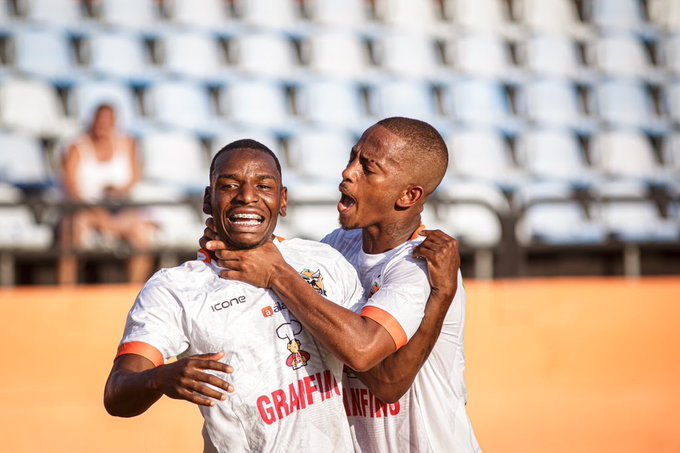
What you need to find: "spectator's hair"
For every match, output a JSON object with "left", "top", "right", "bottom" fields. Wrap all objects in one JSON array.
[
  {"left": 376, "top": 116, "right": 448, "bottom": 195},
  {"left": 210, "top": 139, "right": 282, "bottom": 181}
]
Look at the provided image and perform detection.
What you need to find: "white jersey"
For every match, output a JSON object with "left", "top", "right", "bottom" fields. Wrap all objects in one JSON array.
[
  {"left": 322, "top": 228, "right": 481, "bottom": 453},
  {"left": 117, "top": 238, "right": 363, "bottom": 453}
]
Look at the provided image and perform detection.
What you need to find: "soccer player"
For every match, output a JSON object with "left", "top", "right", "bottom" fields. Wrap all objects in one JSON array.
[
  {"left": 104, "top": 140, "right": 367, "bottom": 452},
  {"left": 202, "top": 117, "right": 480, "bottom": 452}
]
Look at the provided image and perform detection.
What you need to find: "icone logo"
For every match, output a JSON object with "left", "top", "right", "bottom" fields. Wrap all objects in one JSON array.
[
  {"left": 211, "top": 295, "right": 247, "bottom": 312},
  {"left": 261, "top": 301, "right": 288, "bottom": 318}
]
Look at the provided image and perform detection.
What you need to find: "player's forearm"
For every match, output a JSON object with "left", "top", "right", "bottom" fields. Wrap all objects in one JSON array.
[
  {"left": 270, "top": 266, "right": 391, "bottom": 372},
  {"left": 104, "top": 367, "right": 162, "bottom": 417},
  {"left": 357, "top": 288, "right": 452, "bottom": 402}
]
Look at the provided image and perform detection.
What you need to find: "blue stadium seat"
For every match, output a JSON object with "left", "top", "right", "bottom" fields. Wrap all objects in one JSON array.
[
  {"left": 231, "top": 31, "right": 298, "bottom": 81},
  {"left": 665, "top": 33, "right": 680, "bottom": 74},
  {"left": 13, "top": 28, "right": 77, "bottom": 82},
  {"left": 162, "top": 31, "right": 228, "bottom": 83},
  {"left": 451, "top": 0, "right": 517, "bottom": 37},
  {"left": 445, "top": 79, "right": 516, "bottom": 131},
  {"left": 168, "top": 0, "right": 231, "bottom": 30},
  {"left": 649, "top": 0, "right": 680, "bottom": 29},
  {"left": 234, "top": 0, "right": 300, "bottom": 31},
  {"left": 0, "top": 131, "right": 50, "bottom": 190},
  {"left": 523, "top": 34, "right": 591, "bottom": 80},
  {"left": 516, "top": 201, "right": 607, "bottom": 245},
  {"left": 297, "top": 79, "right": 367, "bottom": 132},
  {"left": 594, "top": 33, "right": 659, "bottom": 79},
  {"left": 304, "top": 30, "right": 372, "bottom": 81},
  {"left": 595, "top": 199, "right": 679, "bottom": 243},
  {"left": 522, "top": 78, "right": 592, "bottom": 131},
  {"left": 87, "top": 31, "right": 155, "bottom": 82},
  {"left": 596, "top": 79, "right": 665, "bottom": 131},
  {"left": 591, "top": 0, "right": 647, "bottom": 32},
  {"left": 221, "top": 79, "right": 292, "bottom": 133},
  {"left": 21, "top": 0, "right": 82, "bottom": 27},
  {"left": 306, "top": 0, "right": 369, "bottom": 28},
  {"left": 287, "top": 128, "right": 354, "bottom": 183},
  {"left": 72, "top": 79, "right": 139, "bottom": 133},
  {"left": 448, "top": 33, "right": 515, "bottom": 79},
  {"left": 516, "top": 0, "right": 591, "bottom": 38},
  {"left": 0, "top": 205, "right": 53, "bottom": 250},
  {"left": 99, "top": 0, "right": 160, "bottom": 29},
  {"left": 377, "top": 31, "right": 444, "bottom": 80},
  {"left": 370, "top": 79, "right": 442, "bottom": 129},
  {"left": 376, "top": 0, "right": 443, "bottom": 35}
]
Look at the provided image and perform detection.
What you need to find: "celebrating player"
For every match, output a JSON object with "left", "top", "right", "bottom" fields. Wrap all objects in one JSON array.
[
  {"left": 104, "top": 140, "right": 366, "bottom": 452},
  {"left": 202, "top": 117, "right": 481, "bottom": 452}
]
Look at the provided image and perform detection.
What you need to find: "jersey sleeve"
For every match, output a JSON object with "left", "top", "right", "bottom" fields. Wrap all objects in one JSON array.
[
  {"left": 360, "top": 255, "right": 430, "bottom": 350},
  {"left": 333, "top": 253, "right": 364, "bottom": 314},
  {"left": 117, "top": 272, "right": 190, "bottom": 366}
]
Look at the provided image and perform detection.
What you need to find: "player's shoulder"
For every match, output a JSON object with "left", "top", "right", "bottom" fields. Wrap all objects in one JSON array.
[
  {"left": 144, "top": 259, "right": 217, "bottom": 291},
  {"left": 381, "top": 239, "right": 429, "bottom": 280},
  {"left": 280, "top": 237, "right": 351, "bottom": 264}
]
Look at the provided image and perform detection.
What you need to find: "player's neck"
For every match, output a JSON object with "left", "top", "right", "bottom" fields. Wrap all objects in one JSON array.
[{"left": 361, "top": 216, "right": 421, "bottom": 254}]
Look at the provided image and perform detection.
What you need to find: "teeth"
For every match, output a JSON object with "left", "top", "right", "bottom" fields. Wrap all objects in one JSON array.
[{"left": 232, "top": 213, "right": 262, "bottom": 220}]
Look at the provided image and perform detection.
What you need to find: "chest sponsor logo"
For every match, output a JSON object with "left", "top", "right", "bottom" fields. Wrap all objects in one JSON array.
[
  {"left": 342, "top": 386, "right": 401, "bottom": 419},
  {"left": 210, "top": 295, "right": 247, "bottom": 312},
  {"left": 276, "top": 320, "right": 311, "bottom": 370},
  {"left": 261, "top": 300, "right": 288, "bottom": 318},
  {"left": 299, "top": 268, "right": 327, "bottom": 296}
]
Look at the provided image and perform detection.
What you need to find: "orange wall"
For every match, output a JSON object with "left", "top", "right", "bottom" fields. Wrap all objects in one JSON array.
[{"left": 1, "top": 278, "right": 679, "bottom": 452}]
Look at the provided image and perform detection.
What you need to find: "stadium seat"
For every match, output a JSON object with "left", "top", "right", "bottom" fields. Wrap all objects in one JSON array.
[
  {"left": 370, "top": 79, "right": 441, "bottom": 128},
  {"left": 139, "top": 130, "right": 207, "bottom": 195},
  {"left": 0, "top": 205, "right": 52, "bottom": 250},
  {"left": 162, "top": 31, "right": 228, "bottom": 82},
  {"left": 439, "top": 203, "right": 503, "bottom": 248},
  {"left": 231, "top": 31, "right": 298, "bottom": 80},
  {"left": 211, "top": 127, "right": 283, "bottom": 162},
  {"left": 516, "top": 129, "right": 599, "bottom": 187},
  {"left": 0, "top": 77, "right": 77, "bottom": 137},
  {"left": 87, "top": 31, "right": 155, "bottom": 82},
  {"left": 522, "top": 34, "right": 588, "bottom": 79},
  {"left": 450, "top": 0, "right": 516, "bottom": 37},
  {"left": 285, "top": 204, "right": 341, "bottom": 241},
  {"left": 168, "top": 0, "right": 231, "bottom": 30},
  {"left": 666, "top": 80, "right": 680, "bottom": 124},
  {"left": 447, "top": 128, "right": 525, "bottom": 190},
  {"left": 665, "top": 34, "right": 680, "bottom": 74},
  {"left": 297, "top": 79, "right": 367, "bottom": 132},
  {"left": 0, "top": 132, "right": 50, "bottom": 189},
  {"left": 590, "top": 0, "right": 646, "bottom": 32},
  {"left": 448, "top": 33, "right": 514, "bottom": 78},
  {"left": 234, "top": 0, "right": 299, "bottom": 31},
  {"left": 99, "top": 0, "right": 160, "bottom": 29},
  {"left": 304, "top": 31, "right": 372, "bottom": 81},
  {"left": 377, "top": 31, "right": 443, "bottom": 80},
  {"left": 595, "top": 79, "right": 664, "bottom": 130},
  {"left": 590, "top": 129, "right": 669, "bottom": 183},
  {"left": 445, "top": 79, "right": 515, "bottom": 130},
  {"left": 516, "top": 201, "right": 607, "bottom": 245},
  {"left": 515, "top": 0, "right": 590, "bottom": 37},
  {"left": 305, "top": 0, "right": 369, "bottom": 28},
  {"left": 649, "top": 0, "right": 680, "bottom": 29},
  {"left": 522, "top": 79, "right": 592, "bottom": 130},
  {"left": 436, "top": 179, "right": 511, "bottom": 214},
  {"left": 12, "top": 28, "right": 77, "bottom": 81},
  {"left": 595, "top": 200, "right": 679, "bottom": 243},
  {"left": 146, "top": 79, "right": 222, "bottom": 136},
  {"left": 21, "top": 0, "right": 82, "bottom": 26},
  {"left": 662, "top": 132, "right": 680, "bottom": 176},
  {"left": 286, "top": 128, "right": 354, "bottom": 183},
  {"left": 593, "top": 33, "right": 658, "bottom": 79},
  {"left": 376, "top": 0, "right": 443, "bottom": 34},
  {"left": 71, "top": 79, "right": 138, "bottom": 133},
  {"left": 221, "top": 79, "right": 291, "bottom": 132}
]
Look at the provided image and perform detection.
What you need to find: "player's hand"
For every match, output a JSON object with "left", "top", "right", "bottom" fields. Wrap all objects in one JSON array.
[
  {"left": 216, "top": 241, "right": 286, "bottom": 288},
  {"left": 148, "top": 352, "right": 234, "bottom": 407},
  {"left": 199, "top": 217, "right": 228, "bottom": 251},
  {"left": 413, "top": 230, "right": 460, "bottom": 309}
]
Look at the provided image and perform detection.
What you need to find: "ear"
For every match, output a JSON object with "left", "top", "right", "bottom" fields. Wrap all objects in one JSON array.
[
  {"left": 279, "top": 186, "right": 288, "bottom": 217},
  {"left": 395, "top": 185, "right": 424, "bottom": 209},
  {"left": 202, "top": 186, "right": 212, "bottom": 215}
]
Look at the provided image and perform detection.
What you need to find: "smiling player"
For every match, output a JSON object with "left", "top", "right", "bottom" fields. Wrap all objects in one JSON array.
[{"left": 104, "top": 140, "right": 365, "bottom": 452}]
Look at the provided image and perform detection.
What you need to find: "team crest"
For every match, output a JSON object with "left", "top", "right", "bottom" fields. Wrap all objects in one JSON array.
[
  {"left": 276, "top": 320, "right": 311, "bottom": 370},
  {"left": 369, "top": 274, "right": 381, "bottom": 297},
  {"left": 299, "top": 269, "right": 327, "bottom": 296}
]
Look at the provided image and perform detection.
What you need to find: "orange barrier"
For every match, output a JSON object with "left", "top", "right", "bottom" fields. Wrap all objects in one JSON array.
[{"left": 1, "top": 278, "right": 679, "bottom": 452}]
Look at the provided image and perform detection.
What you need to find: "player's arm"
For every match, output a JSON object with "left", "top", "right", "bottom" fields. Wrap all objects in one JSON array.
[
  {"left": 217, "top": 243, "right": 396, "bottom": 372},
  {"left": 355, "top": 230, "right": 460, "bottom": 403},
  {"left": 104, "top": 350, "right": 234, "bottom": 417}
]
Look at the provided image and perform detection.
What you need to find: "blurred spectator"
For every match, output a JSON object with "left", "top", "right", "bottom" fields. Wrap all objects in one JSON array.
[{"left": 59, "top": 104, "right": 155, "bottom": 284}]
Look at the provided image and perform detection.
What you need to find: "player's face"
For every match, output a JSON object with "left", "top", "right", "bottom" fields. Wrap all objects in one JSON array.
[
  {"left": 337, "top": 125, "right": 406, "bottom": 230},
  {"left": 208, "top": 149, "right": 287, "bottom": 250}
]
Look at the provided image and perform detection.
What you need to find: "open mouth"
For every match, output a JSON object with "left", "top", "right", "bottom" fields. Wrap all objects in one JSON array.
[
  {"left": 228, "top": 212, "right": 264, "bottom": 227},
  {"left": 338, "top": 193, "right": 356, "bottom": 214}
]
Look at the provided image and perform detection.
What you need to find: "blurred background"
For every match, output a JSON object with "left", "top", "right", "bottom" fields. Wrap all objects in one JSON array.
[
  {"left": 0, "top": 0, "right": 679, "bottom": 285},
  {"left": 0, "top": 1, "right": 679, "bottom": 452}
]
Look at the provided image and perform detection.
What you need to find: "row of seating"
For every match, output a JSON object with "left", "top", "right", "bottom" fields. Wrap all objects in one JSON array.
[
  {"left": 3, "top": 0, "right": 680, "bottom": 34},
  {"left": 2, "top": 28, "right": 680, "bottom": 82},
  {"left": 1, "top": 75, "right": 679, "bottom": 138}
]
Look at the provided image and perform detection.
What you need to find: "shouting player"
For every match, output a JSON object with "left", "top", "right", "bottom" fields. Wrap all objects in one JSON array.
[
  {"left": 202, "top": 117, "right": 481, "bottom": 452},
  {"left": 104, "top": 140, "right": 366, "bottom": 451}
]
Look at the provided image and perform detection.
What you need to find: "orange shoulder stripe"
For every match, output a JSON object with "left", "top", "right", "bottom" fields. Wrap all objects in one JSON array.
[
  {"left": 360, "top": 306, "right": 408, "bottom": 350},
  {"left": 116, "top": 342, "right": 164, "bottom": 367},
  {"left": 410, "top": 224, "right": 426, "bottom": 241}
]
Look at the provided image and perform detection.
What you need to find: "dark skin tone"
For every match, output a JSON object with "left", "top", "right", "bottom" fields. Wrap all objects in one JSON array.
[
  {"left": 200, "top": 125, "right": 460, "bottom": 402},
  {"left": 104, "top": 148, "right": 288, "bottom": 416}
]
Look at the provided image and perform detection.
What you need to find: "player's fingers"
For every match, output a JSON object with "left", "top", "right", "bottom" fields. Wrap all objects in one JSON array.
[
  {"left": 206, "top": 217, "right": 216, "bottom": 231},
  {"left": 194, "top": 351, "right": 225, "bottom": 361},
  {"left": 206, "top": 240, "right": 229, "bottom": 251},
  {"left": 177, "top": 386, "right": 217, "bottom": 407},
  {"left": 203, "top": 226, "right": 217, "bottom": 241},
  {"left": 184, "top": 376, "right": 230, "bottom": 401},
  {"left": 220, "top": 270, "right": 247, "bottom": 282},
  {"left": 192, "top": 370, "right": 234, "bottom": 394}
]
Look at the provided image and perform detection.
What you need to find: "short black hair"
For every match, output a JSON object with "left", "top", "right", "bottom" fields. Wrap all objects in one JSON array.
[{"left": 210, "top": 139, "right": 282, "bottom": 180}]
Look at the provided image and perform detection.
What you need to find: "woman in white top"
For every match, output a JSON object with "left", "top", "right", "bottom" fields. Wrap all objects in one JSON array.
[{"left": 60, "top": 104, "right": 155, "bottom": 284}]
